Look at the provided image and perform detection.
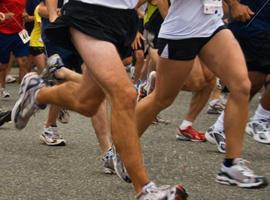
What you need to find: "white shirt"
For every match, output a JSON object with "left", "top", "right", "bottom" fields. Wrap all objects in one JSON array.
[
  {"left": 75, "top": 0, "right": 138, "bottom": 9},
  {"left": 159, "top": 0, "right": 224, "bottom": 39}
]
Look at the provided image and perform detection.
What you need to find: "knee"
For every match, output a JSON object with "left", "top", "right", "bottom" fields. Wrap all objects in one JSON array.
[
  {"left": 229, "top": 78, "right": 251, "bottom": 99},
  {"left": 154, "top": 93, "right": 175, "bottom": 110}
]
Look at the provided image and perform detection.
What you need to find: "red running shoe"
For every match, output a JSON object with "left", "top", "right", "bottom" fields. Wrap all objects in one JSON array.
[{"left": 176, "top": 126, "right": 206, "bottom": 142}]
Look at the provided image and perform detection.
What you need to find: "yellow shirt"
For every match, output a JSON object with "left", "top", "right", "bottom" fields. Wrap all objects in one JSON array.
[{"left": 30, "top": 5, "right": 44, "bottom": 47}]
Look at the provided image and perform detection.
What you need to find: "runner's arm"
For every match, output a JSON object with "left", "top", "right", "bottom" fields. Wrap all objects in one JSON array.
[{"left": 45, "top": 0, "right": 59, "bottom": 22}]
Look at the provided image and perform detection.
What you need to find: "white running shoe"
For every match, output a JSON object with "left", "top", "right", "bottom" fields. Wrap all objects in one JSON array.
[
  {"left": 0, "top": 88, "right": 10, "bottom": 100},
  {"left": 205, "top": 126, "right": 226, "bottom": 153},
  {"left": 137, "top": 182, "right": 188, "bottom": 200},
  {"left": 40, "top": 126, "right": 66, "bottom": 146},
  {"left": 246, "top": 119, "right": 270, "bottom": 144},
  {"left": 5, "top": 74, "right": 17, "bottom": 84},
  {"left": 58, "top": 108, "right": 70, "bottom": 124},
  {"left": 112, "top": 146, "right": 132, "bottom": 183},
  {"left": 216, "top": 158, "right": 268, "bottom": 188},
  {"left": 12, "top": 72, "right": 46, "bottom": 130},
  {"left": 102, "top": 148, "right": 115, "bottom": 174}
]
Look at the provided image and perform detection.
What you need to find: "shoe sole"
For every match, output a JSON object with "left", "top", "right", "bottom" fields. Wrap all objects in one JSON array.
[
  {"left": 216, "top": 175, "right": 268, "bottom": 189},
  {"left": 12, "top": 72, "right": 37, "bottom": 129},
  {"left": 245, "top": 126, "right": 270, "bottom": 144},
  {"left": 40, "top": 135, "right": 66, "bottom": 146}
]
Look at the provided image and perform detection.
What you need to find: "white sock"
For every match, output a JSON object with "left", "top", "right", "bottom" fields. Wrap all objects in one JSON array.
[
  {"left": 180, "top": 120, "right": 192, "bottom": 130},
  {"left": 213, "top": 111, "right": 225, "bottom": 131},
  {"left": 253, "top": 104, "right": 270, "bottom": 121}
]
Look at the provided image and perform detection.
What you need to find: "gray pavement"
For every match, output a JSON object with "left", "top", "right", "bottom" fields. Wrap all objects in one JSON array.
[{"left": 0, "top": 83, "right": 269, "bottom": 200}]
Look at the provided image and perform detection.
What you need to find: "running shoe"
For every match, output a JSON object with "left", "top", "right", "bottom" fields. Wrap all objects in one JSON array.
[
  {"left": 205, "top": 126, "right": 226, "bottom": 153},
  {"left": 246, "top": 119, "right": 270, "bottom": 144},
  {"left": 137, "top": 81, "right": 147, "bottom": 101},
  {"left": 112, "top": 146, "right": 132, "bottom": 183},
  {"left": 102, "top": 148, "right": 115, "bottom": 174},
  {"left": 152, "top": 115, "right": 170, "bottom": 125},
  {"left": 216, "top": 158, "right": 268, "bottom": 188},
  {"left": 5, "top": 74, "right": 17, "bottom": 84},
  {"left": 58, "top": 108, "right": 70, "bottom": 124},
  {"left": 207, "top": 100, "right": 224, "bottom": 115},
  {"left": 0, "top": 88, "right": 10, "bottom": 100},
  {"left": 144, "top": 71, "right": 156, "bottom": 95},
  {"left": 176, "top": 126, "right": 206, "bottom": 142},
  {"left": 41, "top": 54, "right": 65, "bottom": 85},
  {"left": 137, "top": 182, "right": 188, "bottom": 200},
  {"left": 0, "top": 110, "right": 11, "bottom": 127},
  {"left": 12, "top": 72, "right": 46, "bottom": 130},
  {"left": 40, "top": 126, "right": 66, "bottom": 146}
]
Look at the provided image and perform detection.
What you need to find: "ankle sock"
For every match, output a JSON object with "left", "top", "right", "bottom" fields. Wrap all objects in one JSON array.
[
  {"left": 223, "top": 158, "right": 234, "bottom": 167},
  {"left": 180, "top": 120, "right": 192, "bottom": 130},
  {"left": 213, "top": 111, "right": 225, "bottom": 131}
]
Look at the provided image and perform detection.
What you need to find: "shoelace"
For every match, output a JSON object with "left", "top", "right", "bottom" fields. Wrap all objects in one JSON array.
[{"left": 235, "top": 159, "right": 255, "bottom": 177}]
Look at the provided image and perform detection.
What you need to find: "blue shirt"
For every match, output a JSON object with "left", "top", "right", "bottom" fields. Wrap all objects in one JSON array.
[{"left": 229, "top": 0, "right": 270, "bottom": 37}]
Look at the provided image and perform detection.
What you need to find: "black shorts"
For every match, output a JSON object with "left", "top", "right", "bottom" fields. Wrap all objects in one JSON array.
[
  {"left": 29, "top": 46, "right": 45, "bottom": 56},
  {"left": 45, "top": 1, "right": 139, "bottom": 59},
  {"left": 235, "top": 32, "right": 270, "bottom": 74},
  {"left": 157, "top": 26, "right": 226, "bottom": 61}
]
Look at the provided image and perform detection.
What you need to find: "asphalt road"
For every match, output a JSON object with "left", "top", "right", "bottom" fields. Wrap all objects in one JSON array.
[{"left": 0, "top": 83, "right": 269, "bottom": 200}]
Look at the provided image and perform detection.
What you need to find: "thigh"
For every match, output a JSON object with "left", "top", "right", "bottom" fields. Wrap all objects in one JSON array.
[
  {"left": 75, "top": 64, "right": 105, "bottom": 104},
  {"left": 183, "top": 57, "right": 207, "bottom": 91},
  {"left": 199, "top": 29, "right": 248, "bottom": 90},
  {"left": 154, "top": 57, "right": 194, "bottom": 101},
  {"left": 70, "top": 28, "right": 134, "bottom": 97}
]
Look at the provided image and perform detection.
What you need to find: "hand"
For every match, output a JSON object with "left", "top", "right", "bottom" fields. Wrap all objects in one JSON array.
[
  {"left": 22, "top": 12, "right": 29, "bottom": 21},
  {"left": 5, "top": 12, "right": 14, "bottom": 20},
  {"left": 131, "top": 32, "right": 145, "bottom": 50},
  {"left": 231, "top": 2, "right": 254, "bottom": 22},
  {"left": 49, "top": 9, "right": 61, "bottom": 22},
  {"left": 0, "top": 12, "right": 5, "bottom": 22}
]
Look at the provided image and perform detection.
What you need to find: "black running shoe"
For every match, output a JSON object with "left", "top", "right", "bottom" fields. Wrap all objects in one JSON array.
[{"left": 0, "top": 110, "right": 11, "bottom": 127}]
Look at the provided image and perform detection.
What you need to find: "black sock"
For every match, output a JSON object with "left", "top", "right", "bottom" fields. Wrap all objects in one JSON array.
[{"left": 223, "top": 158, "right": 234, "bottom": 167}]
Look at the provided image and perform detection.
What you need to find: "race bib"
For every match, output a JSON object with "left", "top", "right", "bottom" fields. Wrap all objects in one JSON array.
[
  {"left": 202, "top": 0, "right": 222, "bottom": 15},
  {"left": 18, "top": 29, "right": 30, "bottom": 44}
]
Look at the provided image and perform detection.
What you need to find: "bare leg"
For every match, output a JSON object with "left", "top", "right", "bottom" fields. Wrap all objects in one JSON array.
[
  {"left": 17, "top": 56, "right": 30, "bottom": 82},
  {"left": 136, "top": 58, "right": 195, "bottom": 135},
  {"left": 70, "top": 28, "right": 149, "bottom": 192},
  {"left": 33, "top": 53, "right": 46, "bottom": 74},
  {"left": 133, "top": 50, "right": 145, "bottom": 83},
  {"left": 91, "top": 99, "right": 112, "bottom": 155},
  {"left": 199, "top": 29, "right": 251, "bottom": 159},
  {"left": 0, "top": 63, "right": 8, "bottom": 89},
  {"left": 183, "top": 59, "right": 215, "bottom": 122}
]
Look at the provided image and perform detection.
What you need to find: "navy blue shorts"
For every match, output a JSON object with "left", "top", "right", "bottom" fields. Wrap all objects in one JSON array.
[{"left": 0, "top": 33, "right": 29, "bottom": 64}]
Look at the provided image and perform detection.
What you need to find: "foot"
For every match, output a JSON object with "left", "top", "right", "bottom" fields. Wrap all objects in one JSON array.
[
  {"left": 41, "top": 54, "right": 65, "bottom": 85},
  {"left": 246, "top": 119, "right": 270, "bottom": 144},
  {"left": 137, "top": 182, "right": 188, "bottom": 200},
  {"left": 11, "top": 72, "right": 46, "bottom": 130},
  {"left": 5, "top": 74, "right": 17, "bottom": 84},
  {"left": 112, "top": 146, "right": 132, "bottom": 183},
  {"left": 176, "top": 126, "right": 206, "bottom": 142},
  {"left": 0, "top": 110, "right": 11, "bottom": 127},
  {"left": 216, "top": 158, "right": 268, "bottom": 189},
  {"left": 58, "top": 108, "right": 70, "bottom": 124},
  {"left": 205, "top": 126, "right": 226, "bottom": 153},
  {"left": 40, "top": 126, "right": 66, "bottom": 146},
  {"left": 0, "top": 88, "right": 10, "bottom": 100},
  {"left": 207, "top": 100, "right": 224, "bottom": 115},
  {"left": 152, "top": 115, "right": 170, "bottom": 125},
  {"left": 102, "top": 148, "right": 115, "bottom": 174}
]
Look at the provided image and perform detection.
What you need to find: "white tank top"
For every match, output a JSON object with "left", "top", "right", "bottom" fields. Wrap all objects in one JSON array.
[
  {"left": 159, "top": 0, "right": 224, "bottom": 39},
  {"left": 75, "top": 0, "right": 137, "bottom": 9}
]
